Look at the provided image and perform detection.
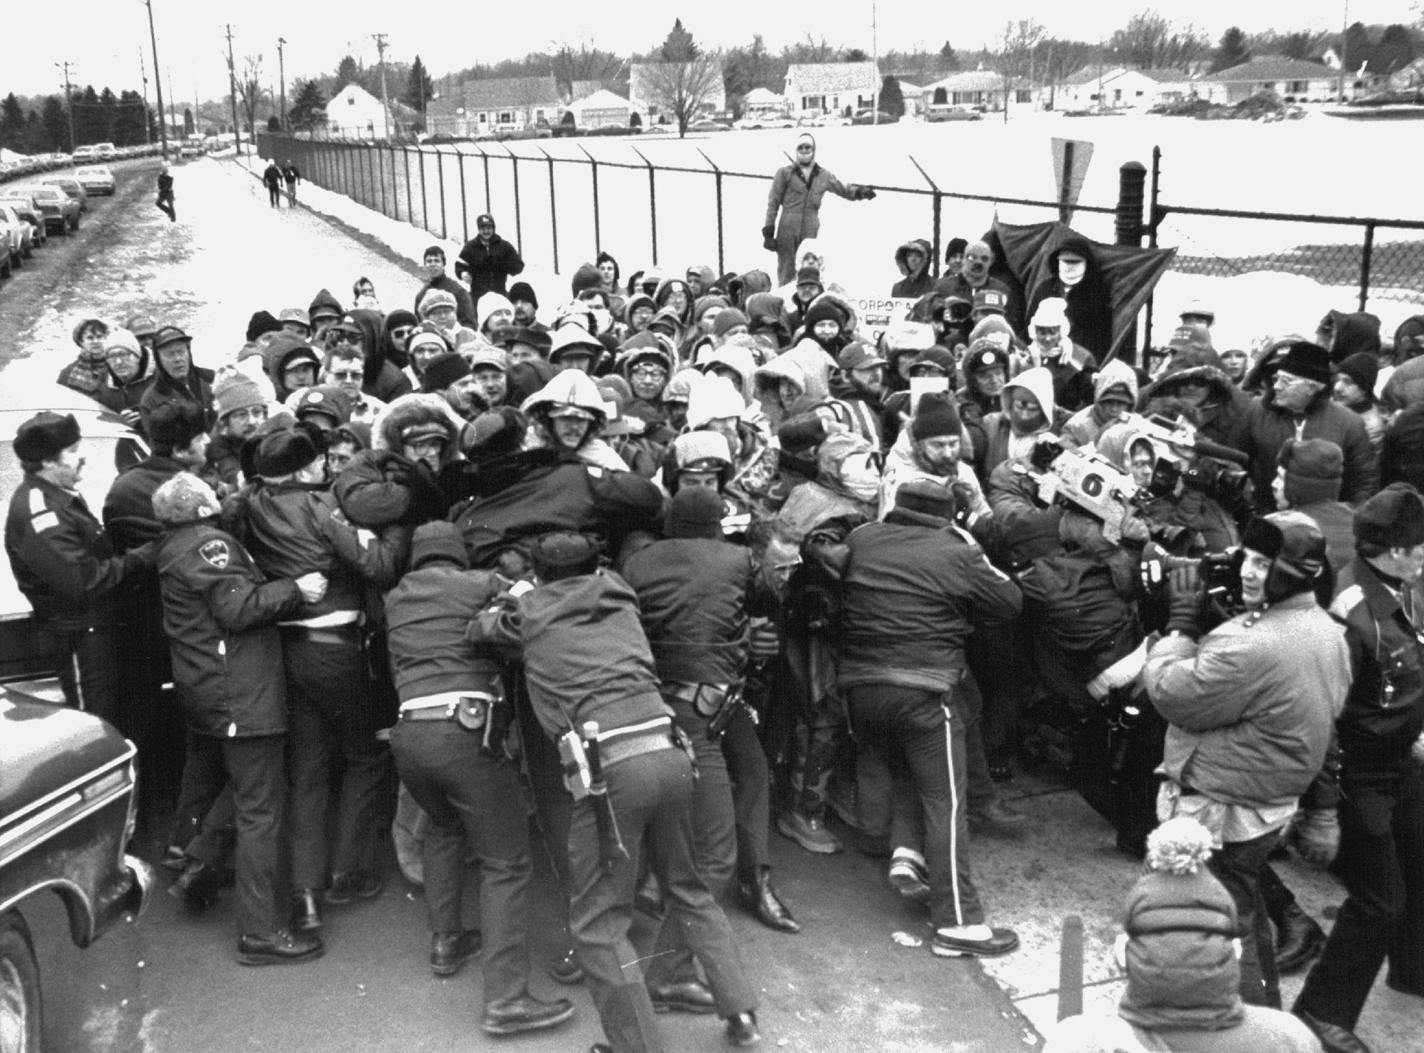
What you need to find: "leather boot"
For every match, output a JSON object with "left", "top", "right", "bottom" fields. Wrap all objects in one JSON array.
[
  {"left": 1274, "top": 903, "right": 1326, "bottom": 974},
  {"left": 737, "top": 866, "right": 800, "bottom": 934},
  {"left": 291, "top": 888, "right": 323, "bottom": 933}
]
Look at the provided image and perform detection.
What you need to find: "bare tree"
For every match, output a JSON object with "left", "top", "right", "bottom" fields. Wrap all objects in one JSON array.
[
  {"left": 234, "top": 53, "right": 265, "bottom": 134},
  {"left": 999, "top": 19, "right": 1047, "bottom": 80},
  {"left": 782, "top": 35, "right": 838, "bottom": 65},
  {"left": 551, "top": 39, "right": 625, "bottom": 96},
  {"left": 641, "top": 55, "right": 723, "bottom": 137},
  {"left": 1109, "top": 11, "right": 1208, "bottom": 70}
]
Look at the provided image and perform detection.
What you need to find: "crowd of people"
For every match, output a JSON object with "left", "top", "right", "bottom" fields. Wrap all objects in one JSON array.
[{"left": 8, "top": 198, "right": 1424, "bottom": 1053}]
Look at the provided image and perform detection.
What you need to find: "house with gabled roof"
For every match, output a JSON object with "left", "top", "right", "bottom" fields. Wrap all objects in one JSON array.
[
  {"left": 1054, "top": 67, "right": 1192, "bottom": 111},
  {"left": 324, "top": 84, "right": 417, "bottom": 140},
  {"left": 1195, "top": 57, "right": 1338, "bottom": 104},
  {"left": 424, "top": 75, "right": 563, "bottom": 137},
  {"left": 784, "top": 61, "right": 879, "bottom": 118}
]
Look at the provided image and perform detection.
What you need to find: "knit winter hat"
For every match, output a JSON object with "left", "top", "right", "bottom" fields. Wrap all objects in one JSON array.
[
  {"left": 150, "top": 472, "right": 222, "bottom": 525},
  {"left": 1275, "top": 341, "right": 1331, "bottom": 386},
  {"left": 1336, "top": 351, "right": 1379, "bottom": 396},
  {"left": 147, "top": 400, "right": 206, "bottom": 453},
  {"left": 1277, "top": 438, "right": 1343, "bottom": 506},
  {"left": 409, "top": 521, "right": 469, "bottom": 571},
  {"left": 665, "top": 486, "right": 725, "bottom": 540},
  {"left": 693, "top": 294, "right": 729, "bottom": 321},
  {"left": 103, "top": 328, "right": 142, "bottom": 359},
  {"left": 477, "top": 292, "right": 515, "bottom": 323},
  {"left": 508, "top": 281, "right": 539, "bottom": 308},
  {"left": 893, "top": 480, "right": 956, "bottom": 522},
  {"left": 421, "top": 352, "right": 472, "bottom": 394},
  {"left": 213, "top": 372, "right": 267, "bottom": 421},
  {"left": 246, "top": 310, "right": 282, "bottom": 343},
  {"left": 802, "top": 299, "right": 845, "bottom": 332},
  {"left": 570, "top": 263, "right": 603, "bottom": 298},
  {"left": 1354, "top": 482, "right": 1424, "bottom": 549},
  {"left": 964, "top": 339, "right": 1009, "bottom": 374},
  {"left": 712, "top": 308, "right": 750, "bottom": 339},
  {"left": 795, "top": 266, "right": 823, "bottom": 289},
  {"left": 418, "top": 288, "right": 458, "bottom": 318},
  {"left": 673, "top": 430, "right": 733, "bottom": 470},
  {"left": 1030, "top": 297, "right": 1068, "bottom": 330},
  {"left": 15, "top": 412, "right": 81, "bottom": 462},
  {"left": 910, "top": 391, "right": 962, "bottom": 441},
  {"left": 1119, "top": 817, "right": 1242, "bottom": 1025}
]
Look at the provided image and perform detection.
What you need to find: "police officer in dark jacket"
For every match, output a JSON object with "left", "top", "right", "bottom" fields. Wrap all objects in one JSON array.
[
  {"left": 5, "top": 412, "right": 154, "bottom": 732},
  {"left": 384, "top": 522, "right": 574, "bottom": 1037},
  {"left": 152, "top": 472, "right": 326, "bottom": 965},
  {"left": 456, "top": 214, "right": 524, "bottom": 309},
  {"left": 241, "top": 422, "right": 408, "bottom": 934},
  {"left": 1294, "top": 484, "right": 1424, "bottom": 1053},
  {"left": 470, "top": 533, "right": 761, "bottom": 1053},
  {"left": 622, "top": 488, "right": 793, "bottom": 1014},
  {"left": 837, "top": 480, "right": 1024, "bottom": 959}
]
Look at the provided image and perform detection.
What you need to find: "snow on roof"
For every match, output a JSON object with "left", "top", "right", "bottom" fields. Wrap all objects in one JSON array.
[
  {"left": 785, "top": 61, "right": 880, "bottom": 94},
  {"left": 1198, "top": 57, "right": 1335, "bottom": 83}
]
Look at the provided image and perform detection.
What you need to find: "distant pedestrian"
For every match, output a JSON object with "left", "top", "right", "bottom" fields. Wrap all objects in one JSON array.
[
  {"left": 282, "top": 159, "right": 301, "bottom": 206},
  {"left": 157, "top": 164, "right": 176, "bottom": 221},
  {"left": 262, "top": 161, "right": 282, "bottom": 208},
  {"left": 455, "top": 214, "right": 524, "bottom": 309},
  {"left": 762, "top": 132, "right": 875, "bottom": 285}
]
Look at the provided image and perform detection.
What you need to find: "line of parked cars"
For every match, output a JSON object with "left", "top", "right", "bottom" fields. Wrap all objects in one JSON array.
[{"left": 0, "top": 156, "right": 122, "bottom": 280}]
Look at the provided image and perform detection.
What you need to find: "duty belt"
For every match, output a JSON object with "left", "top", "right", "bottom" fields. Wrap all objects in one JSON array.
[
  {"left": 279, "top": 622, "right": 362, "bottom": 646},
  {"left": 598, "top": 719, "right": 677, "bottom": 768}
]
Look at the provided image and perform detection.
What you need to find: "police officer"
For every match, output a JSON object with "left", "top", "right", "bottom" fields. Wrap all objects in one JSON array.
[
  {"left": 1293, "top": 484, "right": 1424, "bottom": 1053},
  {"left": 4, "top": 412, "right": 154, "bottom": 733},
  {"left": 241, "top": 422, "right": 407, "bottom": 934},
  {"left": 151, "top": 472, "right": 326, "bottom": 965},
  {"left": 836, "top": 481, "right": 1023, "bottom": 959},
  {"left": 1145, "top": 511, "right": 1350, "bottom": 1009},
  {"left": 470, "top": 532, "right": 760, "bottom": 1052},
  {"left": 384, "top": 522, "right": 574, "bottom": 1036}
]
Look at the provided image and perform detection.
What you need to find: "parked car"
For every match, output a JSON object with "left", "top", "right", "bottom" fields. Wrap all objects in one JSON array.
[
  {"left": 852, "top": 109, "right": 899, "bottom": 125},
  {"left": 0, "top": 204, "right": 34, "bottom": 267},
  {"left": 688, "top": 119, "right": 731, "bottom": 132},
  {"left": 73, "top": 165, "right": 116, "bottom": 196},
  {"left": 0, "top": 217, "right": 13, "bottom": 279},
  {"left": 0, "top": 192, "right": 48, "bottom": 250},
  {"left": 11, "top": 185, "right": 80, "bottom": 234},
  {"left": 0, "top": 689, "right": 156, "bottom": 1052},
  {"left": 40, "top": 175, "right": 88, "bottom": 213}
]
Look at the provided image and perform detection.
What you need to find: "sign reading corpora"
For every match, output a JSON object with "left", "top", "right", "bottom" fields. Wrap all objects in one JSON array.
[{"left": 846, "top": 296, "right": 919, "bottom": 344}]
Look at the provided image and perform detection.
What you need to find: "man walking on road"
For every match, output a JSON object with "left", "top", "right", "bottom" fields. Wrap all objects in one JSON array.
[
  {"left": 263, "top": 161, "right": 283, "bottom": 208},
  {"left": 282, "top": 160, "right": 301, "bottom": 207},
  {"left": 456, "top": 214, "right": 523, "bottom": 317},
  {"left": 157, "top": 164, "right": 176, "bottom": 221}
]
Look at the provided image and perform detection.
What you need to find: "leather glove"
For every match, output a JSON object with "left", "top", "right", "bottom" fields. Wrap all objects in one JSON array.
[
  {"left": 855, "top": 186, "right": 877, "bottom": 201},
  {"left": 1289, "top": 808, "right": 1341, "bottom": 868},
  {"left": 950, "top": 481, "right": 977, "bottom": 529},
  {"left": 1166, "top": 563, "right": 1204, "bottom": 638},
  {"left": 761, "top": 225, "right": 776, "bottom": 252}
]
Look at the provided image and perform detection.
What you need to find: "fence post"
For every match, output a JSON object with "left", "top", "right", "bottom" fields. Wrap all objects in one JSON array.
[
  {"left": 633, "top": 147, "right": 657, "bottom": 266},
  {"left": 377, "top": 144, "right": 388, "bottom": 216},
  {"left": 578, "top": 145, "right": 601, "bottom": 257},
  {"left": 908, "top": 155, "right": 941, "bottom": 278},
  {"left": 537, "top": 146, "right": 559, "bottom": 276},
  {"left": 366, "top": 145, "right": 377, "bottom": 209},
  {"left": 418, "top": 148, "right": 430, "bottom": 232},
  {"left": 501, "top": 143, "right": 523, "bottom": 256},
  {"left": 458, "top": 152, "right": 469, "bottom": 244},
  {"left": 481, "top": 151, "right": 492, "bottom": 215},
  {"left": 1359, "top": 222, "right": 1375, "bottom": 312},
  {"left": 1114, "top": 161, "right": 1148, "bottom": 366},
  {"left": 436, "top": 148, "right": 448, "bottom": 239},
  {"left": 403, "top": 146, "right": 414, "bottom": 226},
  {"left": 1144, "top": 146, "right": 1164, "bottom": 353},
  {"left": 697, "top": 149, "right": 725, "bottom": 277}
]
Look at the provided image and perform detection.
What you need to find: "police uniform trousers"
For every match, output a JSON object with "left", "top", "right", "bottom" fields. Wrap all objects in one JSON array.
[
  {"left": 52, "top": 622, "right": 125, "bottom": 733},
  {"left": 174, "top": 731, "right": 287, "bottom": 934},
  {"left": 281, "top": 627, "right": 390, "bottom": 890},
  {"left": 846, "top": 683, "right": 983, "bottom": 928},
  {"left": 568, "top": 743, "right": 756, "bottom": 1053},
  {"left": 390, "top": 718, "right": 534, "bottom": 1008},
  {"left": 636, "top": 695, "right": 737, "bottom": 990},
  {"left": 1295, "top": 761, "right": 1424, "bottom": 1028},
  {"left": 722, "top": 704, "right": 772, "bottom": 872}
]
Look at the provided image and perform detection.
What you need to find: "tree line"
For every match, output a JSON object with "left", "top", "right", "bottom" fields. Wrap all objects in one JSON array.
[{"left": 0, "top": 87, "right": 153, "bottom": 155}]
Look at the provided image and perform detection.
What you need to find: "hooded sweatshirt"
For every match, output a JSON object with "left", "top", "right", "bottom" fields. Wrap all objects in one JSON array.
[
  {"left": 981, "top": 366, "right": 1059, "bottom": 474},
  {"left": 891, "top": 238, "right": 935, "bottom": 299},
  {"left": 1063, "top": 359, "right": 1142, "bottom": 449}
]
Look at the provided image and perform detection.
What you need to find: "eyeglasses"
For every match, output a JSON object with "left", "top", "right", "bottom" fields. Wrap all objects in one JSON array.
[
  {"left": 1009, "top": 398, "right": 1039, "bottom": 411},
  {"left": 909, "top": 365, "right": 947, "bottom": 377},
  {"left": 329, "top": 369, "right": 364, "bottom": 381},
  {"left": 326, "top": 332, "right": 357, "bottom": 345},
  {"left": 390, "top": 327, "right": 414, "bottom": 338},
  {"left": 630, "top": 366, "right": 667, "bottom": 379}
]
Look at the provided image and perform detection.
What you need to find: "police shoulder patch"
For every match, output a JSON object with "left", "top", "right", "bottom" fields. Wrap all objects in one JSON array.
[
  {"left": 586, "top": 465, "right": 604, "bottom": 479},
  {"left": 29, "top": 489, "right": 48, "bottom": 515},
  {"left": 199, "top": 539, "right": 231, "bottom": 568},
  {"left": 31, "top": 511, "right": 60, "bottom": 534},
  {"left": 1329, "top": 584, "right": 1364, "bottom": 620}
]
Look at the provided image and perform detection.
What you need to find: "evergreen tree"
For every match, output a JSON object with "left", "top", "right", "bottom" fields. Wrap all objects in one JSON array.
[
  {"left": 74, "top": 85, "right": 101, "bottom": 146},
  {"left": 1211, "top": 27, "right": 1250, "bottom": 73},
  {"left": 41, "top": 96, "right": 67, "bottom": 151},
  {"left": 661, "top": 19, "right": 698, "bottom": 62},
  {"left": 879, "top": 76, "right": 905, "bottom": 118},
  {"left": 289, "top": 79, "right": 327, "bottom": 134},
  {"left": 335, "top": 55, "right": 361, "bottom": 89},
  {"left": 0, "top": 93, "right": 24, "bottom": 150},
  {"left": 402, "top": 55, "right": 434, "bottom": 113}
]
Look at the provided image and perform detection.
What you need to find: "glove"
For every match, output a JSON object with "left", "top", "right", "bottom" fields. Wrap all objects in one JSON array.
[
  {"left": 761, "top": 225, "right": 776, "bottom": 252},
  {"left": 950, "top": 481, "right": 977, "bottom": 529},
  {"left": 854, "top": 185, "right": 877, "bottom": 201},
  {"left": 1288, "top": 808, "right": 1341, "bottom": 867},
  {"left": 1165, "top": 563, "right": 1204, "bottom": 638}
]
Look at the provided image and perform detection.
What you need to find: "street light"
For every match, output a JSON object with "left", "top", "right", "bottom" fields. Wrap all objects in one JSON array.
[{"left": 277, "top": 36, "right": 287, "bottom": 132}]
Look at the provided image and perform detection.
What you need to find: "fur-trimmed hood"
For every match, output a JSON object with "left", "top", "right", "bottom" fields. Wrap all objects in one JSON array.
[{"left": 373, "top": 393, "right": 463, "bottom": 467}]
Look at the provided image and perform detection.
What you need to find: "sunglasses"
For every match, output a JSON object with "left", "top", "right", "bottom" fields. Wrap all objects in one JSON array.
[{"left": 390, "top": 326, "right": 414, "bottom": 338}]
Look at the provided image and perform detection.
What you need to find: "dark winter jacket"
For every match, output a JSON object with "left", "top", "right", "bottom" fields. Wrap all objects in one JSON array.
[
  {"left": 1144, "top": 591, "right": 1348, "bottom": 813},
  {"left": 102, "top": 454, "right": 188, "bottom": 553},
  {"left": 891, "top": 238, "right": 935, "bottom": 299},
  {"left": 1138, "top": 350, "right": 1252, "bottom": 454},
  {"left": 837, "top": 509, "right": 1022, "bottom": 693},
  {"left": 155, "top": 520, "right": 301, "bottom": 737},
  {"left": 383, "top": 562, "right": 505, "bottom": 703},
  {"left": 243, "top": 480, "right": 407, "bottom": 620},
  {"left": 1381, "top": 403, "right": 1424, "bottom": 490},
  {"left": 1243, "top": 390, "right": 1378, "bottom": 509},
  {"left": 469, "top": 570, "right": 671, "bottom": 742},
  {"left": 1329, "top": 556, "right": 1424, "bottom": 769},
  {"left": 1320, "top": 309, "right": 1382, "bottom": 364},
  {"left": 621, "top": 537, "right": 770, "bottom": 686},
  {"left": 202, "top": 432, "right": 245, "bottom": 495},
  {"left": 5, "top": 473, "right": 151, "bottom": 629},
  {"left": 457, "top": 233, "right": 524, "bottom": 303},
  {"left": 138, "top": 350, "right": 215, "bottom": 433}
]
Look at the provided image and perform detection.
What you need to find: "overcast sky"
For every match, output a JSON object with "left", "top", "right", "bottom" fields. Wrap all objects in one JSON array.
[{"left": 12, "top": 0, "right": 1419, "bottom": 105}]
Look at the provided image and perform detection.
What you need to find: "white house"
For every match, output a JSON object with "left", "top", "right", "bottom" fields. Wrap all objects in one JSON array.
[
  {"left": 629, "top": 62, "right": 727, "bottom": 127},
  {"left": 324, "top": 84, "right": 402, "bottom": 140},
  {"left": 742, "top": 87, "right": 787, "bottom": 118},
  {"left": 1055, "top": 67, "right": 1191, "bottom": 111},
  {"left": 1195, "top": 57, "right": 1339, "bottom": 104},
  {"left": 425, "top": 76, "right": 563, "bottom": 138},
  {"left": 920, "top": 70, "right": 1034, "bottom": 114},
  {"left": 783, "top": 61, "right": 880, "bottom": 119},
  {"left": 565, "top": 88, "right": 634, "bottom": 130}
]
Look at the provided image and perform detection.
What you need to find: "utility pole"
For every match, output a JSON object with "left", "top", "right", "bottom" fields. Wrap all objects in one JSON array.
[
  {"left": 144, "top": 0, "right": 167, "bottom": 158},
  {"left": 55, "top": 61, "right": 76, "bottom": 153},
  {"left": 372, "top": 32, "right": 391, "bottom": 140},
  {"left": 138, "top": 48, "right": 151, "bottom": 145},
  {"left": 225, "top": 23, "right": 242, "bottom": 155},
  {"left": 871, "top": 1, "right": 879, "bottom": 125},
  {"left": 277, "top": 37, "right": 288, "bottom": 132}
]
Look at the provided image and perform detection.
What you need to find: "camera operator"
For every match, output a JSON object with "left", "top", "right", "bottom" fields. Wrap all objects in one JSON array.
[
  {"left": 1293, "top": 483, "right": 1424, "bottom": 1053},
  {"left": 1144, "top": 511, "right": 1350, "bottom": 1009}
]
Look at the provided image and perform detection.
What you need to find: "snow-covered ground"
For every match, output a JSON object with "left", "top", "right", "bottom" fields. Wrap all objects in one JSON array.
[{"left": 251, "top": 113, "right": 1424, "bottom": 356}]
